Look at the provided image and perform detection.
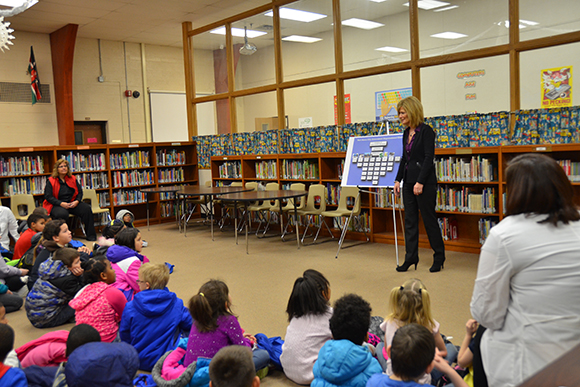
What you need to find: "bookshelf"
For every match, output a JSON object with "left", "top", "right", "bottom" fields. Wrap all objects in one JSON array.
[
  {"left": 211, "top": 145, "right": 534, "bottom": 253},
  {"left": 0, "top": 142, "right": 198, "bottom": 228}
]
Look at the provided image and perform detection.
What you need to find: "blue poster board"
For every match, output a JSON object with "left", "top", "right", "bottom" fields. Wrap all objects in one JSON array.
[{"left": 341, "top": 134, "right": 404, "bottom": 188}]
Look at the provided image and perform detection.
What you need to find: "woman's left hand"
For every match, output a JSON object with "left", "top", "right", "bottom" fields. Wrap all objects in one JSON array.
[
  {"left": 413, "top": 182, "right": 423, "bottom": 195},
  {"left": 70, "top": 200, "right": 79, "bottom": 208}
]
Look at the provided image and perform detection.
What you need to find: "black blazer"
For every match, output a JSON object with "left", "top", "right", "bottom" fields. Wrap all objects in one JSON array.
[{"left": 395, "top": 123, "right": 437, "bottom": 185}]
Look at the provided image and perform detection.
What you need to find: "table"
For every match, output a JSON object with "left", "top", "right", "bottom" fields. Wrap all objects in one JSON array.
[
  {"left": 140, "top": 186, "right": 183, "bottom": 230},
  {"left": 176, "top": 186, "right": 251, "bottom": 238},
  {"left": 219, "top": 190, "right": 307, "bottom": 253}
]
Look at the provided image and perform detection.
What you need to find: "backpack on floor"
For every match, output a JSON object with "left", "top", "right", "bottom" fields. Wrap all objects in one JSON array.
[{"left": 255, "top": 333, "right": 284, "bottom": 370}]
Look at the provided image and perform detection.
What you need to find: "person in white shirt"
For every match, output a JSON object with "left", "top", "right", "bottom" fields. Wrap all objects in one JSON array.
[
  {"left": 0, "top": 206, "right": 19, "bottom": 253},
  {"left": 471, "top": 153, "right": 580, "bottom": 387}
]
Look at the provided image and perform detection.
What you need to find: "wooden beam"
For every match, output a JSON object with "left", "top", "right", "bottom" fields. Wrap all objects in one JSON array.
[
  {"left": 333, "top": 0, "right": 344, "bottom": 126},
  {"left": 272, "top": 4, "right": 286, "bottom": 132},
  {"left": 226, "top": 22, "right": 236, "bottom": 133},
  {"left": 182, "top": 22, "right": 197, "bottom": 138},
  {"left": 50, "top": 24, "right": 78, "bottom": 146},
  {"left": 409, "top": 0, "right": 420, "bottom": 98},
  {"left": 509, "top": 0, "right": 520, "bottom": 113}
]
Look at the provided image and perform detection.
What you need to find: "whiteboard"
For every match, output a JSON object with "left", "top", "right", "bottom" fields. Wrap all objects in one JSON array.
[{"left": 149, "top": 92, "right": 216, "bottom": 141}]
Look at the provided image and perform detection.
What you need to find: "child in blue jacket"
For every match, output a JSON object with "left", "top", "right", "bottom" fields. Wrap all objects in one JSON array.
[
  {"left": 120, "top": 263, "right": 192, "bottom": 371},
  {"left": 312, "top": 294, "right": 382, "bottom": 387}
]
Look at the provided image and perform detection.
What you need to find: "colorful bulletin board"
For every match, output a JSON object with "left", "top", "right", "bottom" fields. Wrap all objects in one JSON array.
[{"left": 375, "top": 88, "right": 412, "bottom": 122}]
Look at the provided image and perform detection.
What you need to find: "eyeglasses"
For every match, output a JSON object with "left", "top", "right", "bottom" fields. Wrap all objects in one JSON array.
[{"left": 58, "top": 165, "right": 68, "bottom": 168}]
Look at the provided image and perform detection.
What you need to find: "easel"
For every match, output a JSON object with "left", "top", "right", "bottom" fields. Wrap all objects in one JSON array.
[{"left": 342, "top": 187, "right": 405, "bottom": 265}]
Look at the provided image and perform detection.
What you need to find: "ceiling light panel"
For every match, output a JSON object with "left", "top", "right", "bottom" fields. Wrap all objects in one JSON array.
[
  {"left": 433, "top": 5, "right": 459, "bottom": 12},
  {"left": 404, "top": 0, "right": 450, "bottom": 10},
  {"left": 375, "top": 46, "right": 409, "bottom": 53},
  {"left": 342, "top": 18, "right": 384, "bottom": 30},
  {"left": 265, "top": 8, "right": 327, "bottom": 23},
  {"left": 282, "top": 35, "right": 322, "bottom": 43},
  {"left": 430, "top": 31, "right": 467, "bottom": 39},
  {"left": 210, "top": 27, "right": 267, "bottom": 38}
]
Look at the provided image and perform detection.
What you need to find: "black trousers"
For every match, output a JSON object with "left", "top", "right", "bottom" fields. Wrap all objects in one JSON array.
[
  {"left": 50, "top": 202, "right": 96, "bottom": 239},
  {"left": 402, "top": 182, "right": 445, "bottom": 264}
]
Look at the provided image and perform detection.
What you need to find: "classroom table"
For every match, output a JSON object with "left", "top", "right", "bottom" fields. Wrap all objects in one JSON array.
[
  {"left": 218, "top": 190, "right": 307, "bottom": 254},
  {"left": 140, "top": 186, "right": 183, "bottom": 231},
  {"left": 176, "top": 186, "right": 251, "bottom": 238}
]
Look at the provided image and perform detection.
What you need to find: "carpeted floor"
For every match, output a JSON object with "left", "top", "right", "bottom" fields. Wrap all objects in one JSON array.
[{"left": 10, "top": 221, "right": 480, "bottom": 386}]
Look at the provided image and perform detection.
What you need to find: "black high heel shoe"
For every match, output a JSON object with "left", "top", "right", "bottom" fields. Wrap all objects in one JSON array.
[
  {"left": 429, "top": 260, "right": 445, "bottom": 273},
  {"left": 396, "top": 260, "right": 418, "bottom": 272}
]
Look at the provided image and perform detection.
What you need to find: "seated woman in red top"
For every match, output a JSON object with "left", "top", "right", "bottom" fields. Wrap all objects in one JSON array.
[{"left": 43, "top": 159, "right": 96, "bottom": 241}]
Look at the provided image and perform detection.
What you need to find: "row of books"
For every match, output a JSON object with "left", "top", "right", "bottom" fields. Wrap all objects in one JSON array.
[
  {"left": 436, "top": 186, "right": 497, "bottom": 213},
  {"left": 332, "top": 211, "right": 370, "bottom": 232},
  {"left": 337, "top": 160, "right": 345, "bottom": 180},
  {"left": 77, "top": 173, "right": 108, "bottom": 190},
  {"left": 478, "top": 217, "right": 498, "bottom": 244},
  {"left": 97, "top": 192, "right": 110, "bottom": 207},
  {"left": 281, "top": 160, "right": 319, "bottom": 180},
  {"left": 373, "top": 188, "right": 404, "bottom": 209},
  {"left": 157, "top": 150, "right": 187, "bottom": 166},
  {"left": 435, "top": 156, "right": 495, "bottom": 182},
  {"left": 218, "top": 162, "right": 242, "bottom": 179},
  {"left": 112, "top": 190, "right": 146, "bottom": 206},
  {"left": 112, "top": 170, "right": 154, "bottom": 187},
  {"left": 109, "top": 151, "right": 151, "bottom": 169},
  {"left": 438, "top": 217, "right": 458, "bottom": 241},
  {"left": 3, "top": 177, "right": 47, "bottom": 196},
  {"left": 558, "top": 160, "right": 580, "bottom": 182},
  {"left": 0, "top": 155, "right": 45, "bottom": 177},
  {"left": 59, "top": 152, "right": 106, "bottom": 172},
  {"left": 158, "top": 168, "right": 184, "bottom": 183},
  {"left": 160, "top": 202, "right": 176, "bottom": 218},
  {"left": 256, "top": 161, "right": 277, "bottom": 179}
]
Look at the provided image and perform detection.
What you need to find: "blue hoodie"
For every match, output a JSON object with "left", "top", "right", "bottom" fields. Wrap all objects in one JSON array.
[
  {"left": 119, "top": 288, "right": 192, "bottom": 371},
  {"left": 312, "top": 339, "right": 382, "bottom": 387}
]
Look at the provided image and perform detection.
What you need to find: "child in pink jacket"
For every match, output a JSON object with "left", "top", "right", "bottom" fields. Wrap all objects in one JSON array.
[
  {"left": 69, "top": 255, "right": 126, "bottom": 342},
  {"left": 106, "top": 228, "right": 149, "bottom": 301}
]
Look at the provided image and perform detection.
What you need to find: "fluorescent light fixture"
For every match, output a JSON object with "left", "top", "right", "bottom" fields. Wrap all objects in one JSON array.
[
  {"left": 342, "top": 18, "right": 384, "bottom": 30},
  {"left": 520, "top": 19, "right": 539, "bottom": 26},
  {"left": 430, "top": 31, "right": 467, "bottom": 39},
  {"left": 369, "top": 0, "right": 388, "bottom": 3},
  {"left": 282, "top": 35, "right": 322, "bottom": 43},
  {"left": 497, "top": 20, "right": 536, "bottom": 29},
  {"left": 210, "top": 27, "right": 267, "bottom": 38},
  {"left": 404, "top": 0, "right": 450, "bottom": 10},
  {"left": 434, "top": 5, "right": 459, "bottom": 12},
  {"left": 265, "top": 8, "right": 327, "bottom": 22},
  {"left": 375, "top": 46, "right": 408, "bottom": 53},
  {"left": 0, "top": 0, "right": 37, "bottom": 8}
]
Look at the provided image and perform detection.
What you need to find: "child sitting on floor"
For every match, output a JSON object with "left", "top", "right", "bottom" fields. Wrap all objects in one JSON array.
[
  {"left": 106, "top": 227, "right": 149, "bottom": 301},
  {"left": 120, "top": 263, "right": 192, "bottom": 371},
  {"left": 13, "top": 213, "right": 48, "bottom": 261},
  {"left": 367, "top": 324, "right": 468, "bottom": 387},
  {"left": 0, "top": 324, "right": 26, "bottom": 387},
  {"left": 210, "top": 346, "right": 260, "bottom": 387},
  {"left": 69, "top": 255, "right": 126, "bottom": 342},
  {"left": 184, "top": 279, "right": 269, "bottom": 375},
  {"left": 93, "top": 219, "right": 125, "bottom": 255},
  {"left": 26, "top": 247, "right": 84, "bottom": 328},
  {"left": 280, "top": 269, "right": 333, "bottom": 385},
  {"left": 312, "top": 294, "right": 382, "bottom": 387}
]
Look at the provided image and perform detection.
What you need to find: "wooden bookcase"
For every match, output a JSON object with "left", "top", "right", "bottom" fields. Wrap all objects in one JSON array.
[
  {"left": 212, "top": 144, "right": 580, "bottom": 254},
  {"left": 1, "top": 141, "right": 198, "bottom": 228}
]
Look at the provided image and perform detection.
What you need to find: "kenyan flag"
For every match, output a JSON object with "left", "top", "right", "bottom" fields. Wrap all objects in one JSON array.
[{"left": 28, "top": 46, "right": 42, "bottom": 105}]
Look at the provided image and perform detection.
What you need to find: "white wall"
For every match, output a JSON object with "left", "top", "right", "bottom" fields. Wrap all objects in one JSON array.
[{"left": 0, "top": 31, "right": 59, "bottom": 146}]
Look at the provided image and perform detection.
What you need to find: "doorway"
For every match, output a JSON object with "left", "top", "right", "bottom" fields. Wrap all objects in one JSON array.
[{"left": 74, "top": 121, "right": 107, "bottom": 145}]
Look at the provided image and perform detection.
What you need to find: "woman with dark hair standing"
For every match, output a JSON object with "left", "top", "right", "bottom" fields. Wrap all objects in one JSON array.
[
  {"left": 471, "top": 153, "right": 580, "bottom": 387},
  {"left": 43, "top": 159, "right": 96, "bottom": 241},
  {"left": 393, "top": 96, "right": 445, "bottom": 272}
]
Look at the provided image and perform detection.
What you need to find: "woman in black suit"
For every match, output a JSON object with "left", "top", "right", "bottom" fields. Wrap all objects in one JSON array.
[{"left": 393, "top": 96, "right": 445, "bottom": 272}]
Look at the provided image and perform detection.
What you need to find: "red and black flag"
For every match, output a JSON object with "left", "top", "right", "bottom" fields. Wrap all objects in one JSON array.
[{"left": 28, "top": 46, "right": 42, "bottom": 104}]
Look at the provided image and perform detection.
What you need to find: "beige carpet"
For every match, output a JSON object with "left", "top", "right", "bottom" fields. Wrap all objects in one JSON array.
[{"left": 10, "top": 221, "right": 480, "bottom": 386}]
